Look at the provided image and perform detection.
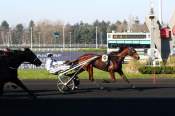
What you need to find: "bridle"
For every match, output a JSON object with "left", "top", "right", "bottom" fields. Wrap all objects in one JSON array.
[
  {"left": 32, "top": 56, "right": 39, "bottom": 64},
  {"left": 109, "top": 47, "right": 138, "bottom": 60},
  {"left": 128, "top": 47, "right": 140, "bottom": 60},
  {"left": 128, "top": 47, "right": 135, "bottom": 56}
]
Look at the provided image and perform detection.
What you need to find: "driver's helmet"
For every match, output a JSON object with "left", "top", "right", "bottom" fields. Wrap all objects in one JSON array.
[
  {"left": 4, "top": 48, "right": 10, "bottom": 52},
  {"left": 47, "top": 53, "right": 53, "bottom": 57},
  {"left": 3, "top": 48, "right": 11, "bottom": 56}
]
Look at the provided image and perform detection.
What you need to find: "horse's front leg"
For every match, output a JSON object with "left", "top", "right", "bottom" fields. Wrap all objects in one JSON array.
[
  {"left": 12, "top": 78, "right": 36, "bottom": 99},
  {"left": 109, "top": 70, "right": 116, "bottom": 81},
  {"left": 118, "top": 70, "right": 135, "bottom": 88}
]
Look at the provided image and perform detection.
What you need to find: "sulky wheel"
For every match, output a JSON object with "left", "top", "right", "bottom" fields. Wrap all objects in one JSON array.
[{"left": 57, "top": 75, "right": 75, "bottom": 93}]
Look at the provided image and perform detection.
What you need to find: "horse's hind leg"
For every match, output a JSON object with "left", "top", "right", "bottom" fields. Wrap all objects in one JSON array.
[
  {"left": 88, "top": 64, "right": 94, "bottom": 81},
  {"left": 12, "top": 79, "right": 36, "bottom": 98},
  {"left": 85, "top": 64, "right": 93, "bottom": 81},
  {"left": 87, "top": 65, "right": 104, "bottom": 90}
]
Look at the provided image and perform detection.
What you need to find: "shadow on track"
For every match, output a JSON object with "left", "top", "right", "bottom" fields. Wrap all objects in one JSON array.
[
  {"left": 102, "top": 86, "right": 175, "bottom": 92},
  {"left": 49, "top": 85, "right": 175, "bottom": 95},
  {"left": 2, "top": 84, "right": 175, "bottom": 97}
]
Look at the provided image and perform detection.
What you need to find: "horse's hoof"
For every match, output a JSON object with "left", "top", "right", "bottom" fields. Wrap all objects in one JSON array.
[
  {"left": 111, "top": 80, "right": 117, "bottom": 83},
  {"left": 99, "top": 86, "right": 104, "bottom": 90},
  {"left": 130, "top": 84, "right": 136, "bottom": 89},
  {"left": 102, "top": 80, "right": 111, "bottom": 83},
  {"left": 90, "top": 79, "right": 95, "bottom": 82}
]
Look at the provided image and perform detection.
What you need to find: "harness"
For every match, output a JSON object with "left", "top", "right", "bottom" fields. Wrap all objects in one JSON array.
[
  {"left": 101, "top": 54, "right": 112, "bottom": 71},
  {"left": 8, "top": 55, "right": 38, "bottom": 70},
  {"left": 102, "top": 52, "right": 126, "bottom": 71}
]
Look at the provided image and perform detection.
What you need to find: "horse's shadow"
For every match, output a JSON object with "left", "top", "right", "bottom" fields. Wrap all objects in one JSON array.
[
  {"left": 33, "top": 83, "right": 175, "bottom": 95},
  {"left": 0, "top": 89, "right": 58, "bottom": 98},
  {"left": 33, "top": 89, "right": 59, "bottom": 96},
  {"left": 65, "top": 85, "right": 175, "bottom": 94},
  {"left": 2, "top": 85, "right": 175, "bottom": 98},
  {"left": 103, "top": 86, "right": 175, "bottom": 92}
]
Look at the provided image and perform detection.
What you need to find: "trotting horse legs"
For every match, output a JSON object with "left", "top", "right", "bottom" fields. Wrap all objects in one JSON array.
[
  {"left": 118, "top": 70, "right": 135, "bottom": 88},
  {"left": 87, "top": 65, "right": 104, "bottom": 90},
  {"left": 87, "top": 64, "right": 94, "bottom": 81},
  {"left": 109, "top": 71, "right": 116, "bottom": 81},
  {"left": 11, "top": 78, "right": 36, "bottom": 98}
]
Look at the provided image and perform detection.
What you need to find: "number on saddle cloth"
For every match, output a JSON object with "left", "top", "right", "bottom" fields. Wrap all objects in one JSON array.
[
  {"left": 101, "top": 54, "right": 111, "bottom": 70},
  {"left": 102, "top": 54, "right": 108, "bottom": 62}
]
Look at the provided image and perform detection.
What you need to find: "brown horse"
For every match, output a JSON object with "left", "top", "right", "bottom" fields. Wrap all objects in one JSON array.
[{"left": 72, "top": 47, "right": 140, "bottom": 87}]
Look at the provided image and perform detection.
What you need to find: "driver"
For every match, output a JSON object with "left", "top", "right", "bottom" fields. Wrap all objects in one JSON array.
[
  {"left": 45, "top": 53, "right": 80, "bottom": 88},
  {"left": 45, "top": 53, "right": 69, "bottom": 74},
  {"left": 0, "top": 48, "right": 11, "bottom": 56}
]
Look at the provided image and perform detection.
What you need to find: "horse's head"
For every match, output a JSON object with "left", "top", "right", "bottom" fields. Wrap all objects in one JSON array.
[
  {"left": 112, "top": 47, "right": 140, "bottom": 60},
  {"left": 127, "top": 47, "right": 140, "bottom": 60},
  {"left": 23, "top": 48, "right": 42, "bottom": 66}
]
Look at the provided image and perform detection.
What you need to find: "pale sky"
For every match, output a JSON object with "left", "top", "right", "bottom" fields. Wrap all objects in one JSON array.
[{"left": 0, "top": 0, "right": 174, "bottom": 27}]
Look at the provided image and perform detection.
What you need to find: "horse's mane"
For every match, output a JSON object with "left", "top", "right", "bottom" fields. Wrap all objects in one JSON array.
[
  {"left": 110, "top": 46, "right": 128, "bottom": 54},
  {"left": 0, "top": 48, "right": 32, "bottom": 59},
  {"left": 81, "top": 53, "right": 100, "bottom": 56}
]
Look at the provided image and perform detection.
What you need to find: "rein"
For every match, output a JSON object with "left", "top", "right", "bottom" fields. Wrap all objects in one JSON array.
[
  {"left": 9, "top": 67, "right": 17, "bottom": 70},
  {"left": 32, "top": 57, "right": 38, "bottom": 64}
]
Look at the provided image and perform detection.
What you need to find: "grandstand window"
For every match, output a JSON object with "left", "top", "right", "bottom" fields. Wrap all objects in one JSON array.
[{"left": 112, "top": 34, "right": 147, "bottom": 39}]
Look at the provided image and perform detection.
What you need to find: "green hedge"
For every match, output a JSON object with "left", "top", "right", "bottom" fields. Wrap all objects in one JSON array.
[{"left": 138, "top": 66, "right": 175, "bottom": 74}]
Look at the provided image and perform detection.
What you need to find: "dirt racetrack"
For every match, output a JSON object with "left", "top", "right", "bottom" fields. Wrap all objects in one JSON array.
[{"left": 1, "top": 79, "right": 175, "bottom": 115}]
